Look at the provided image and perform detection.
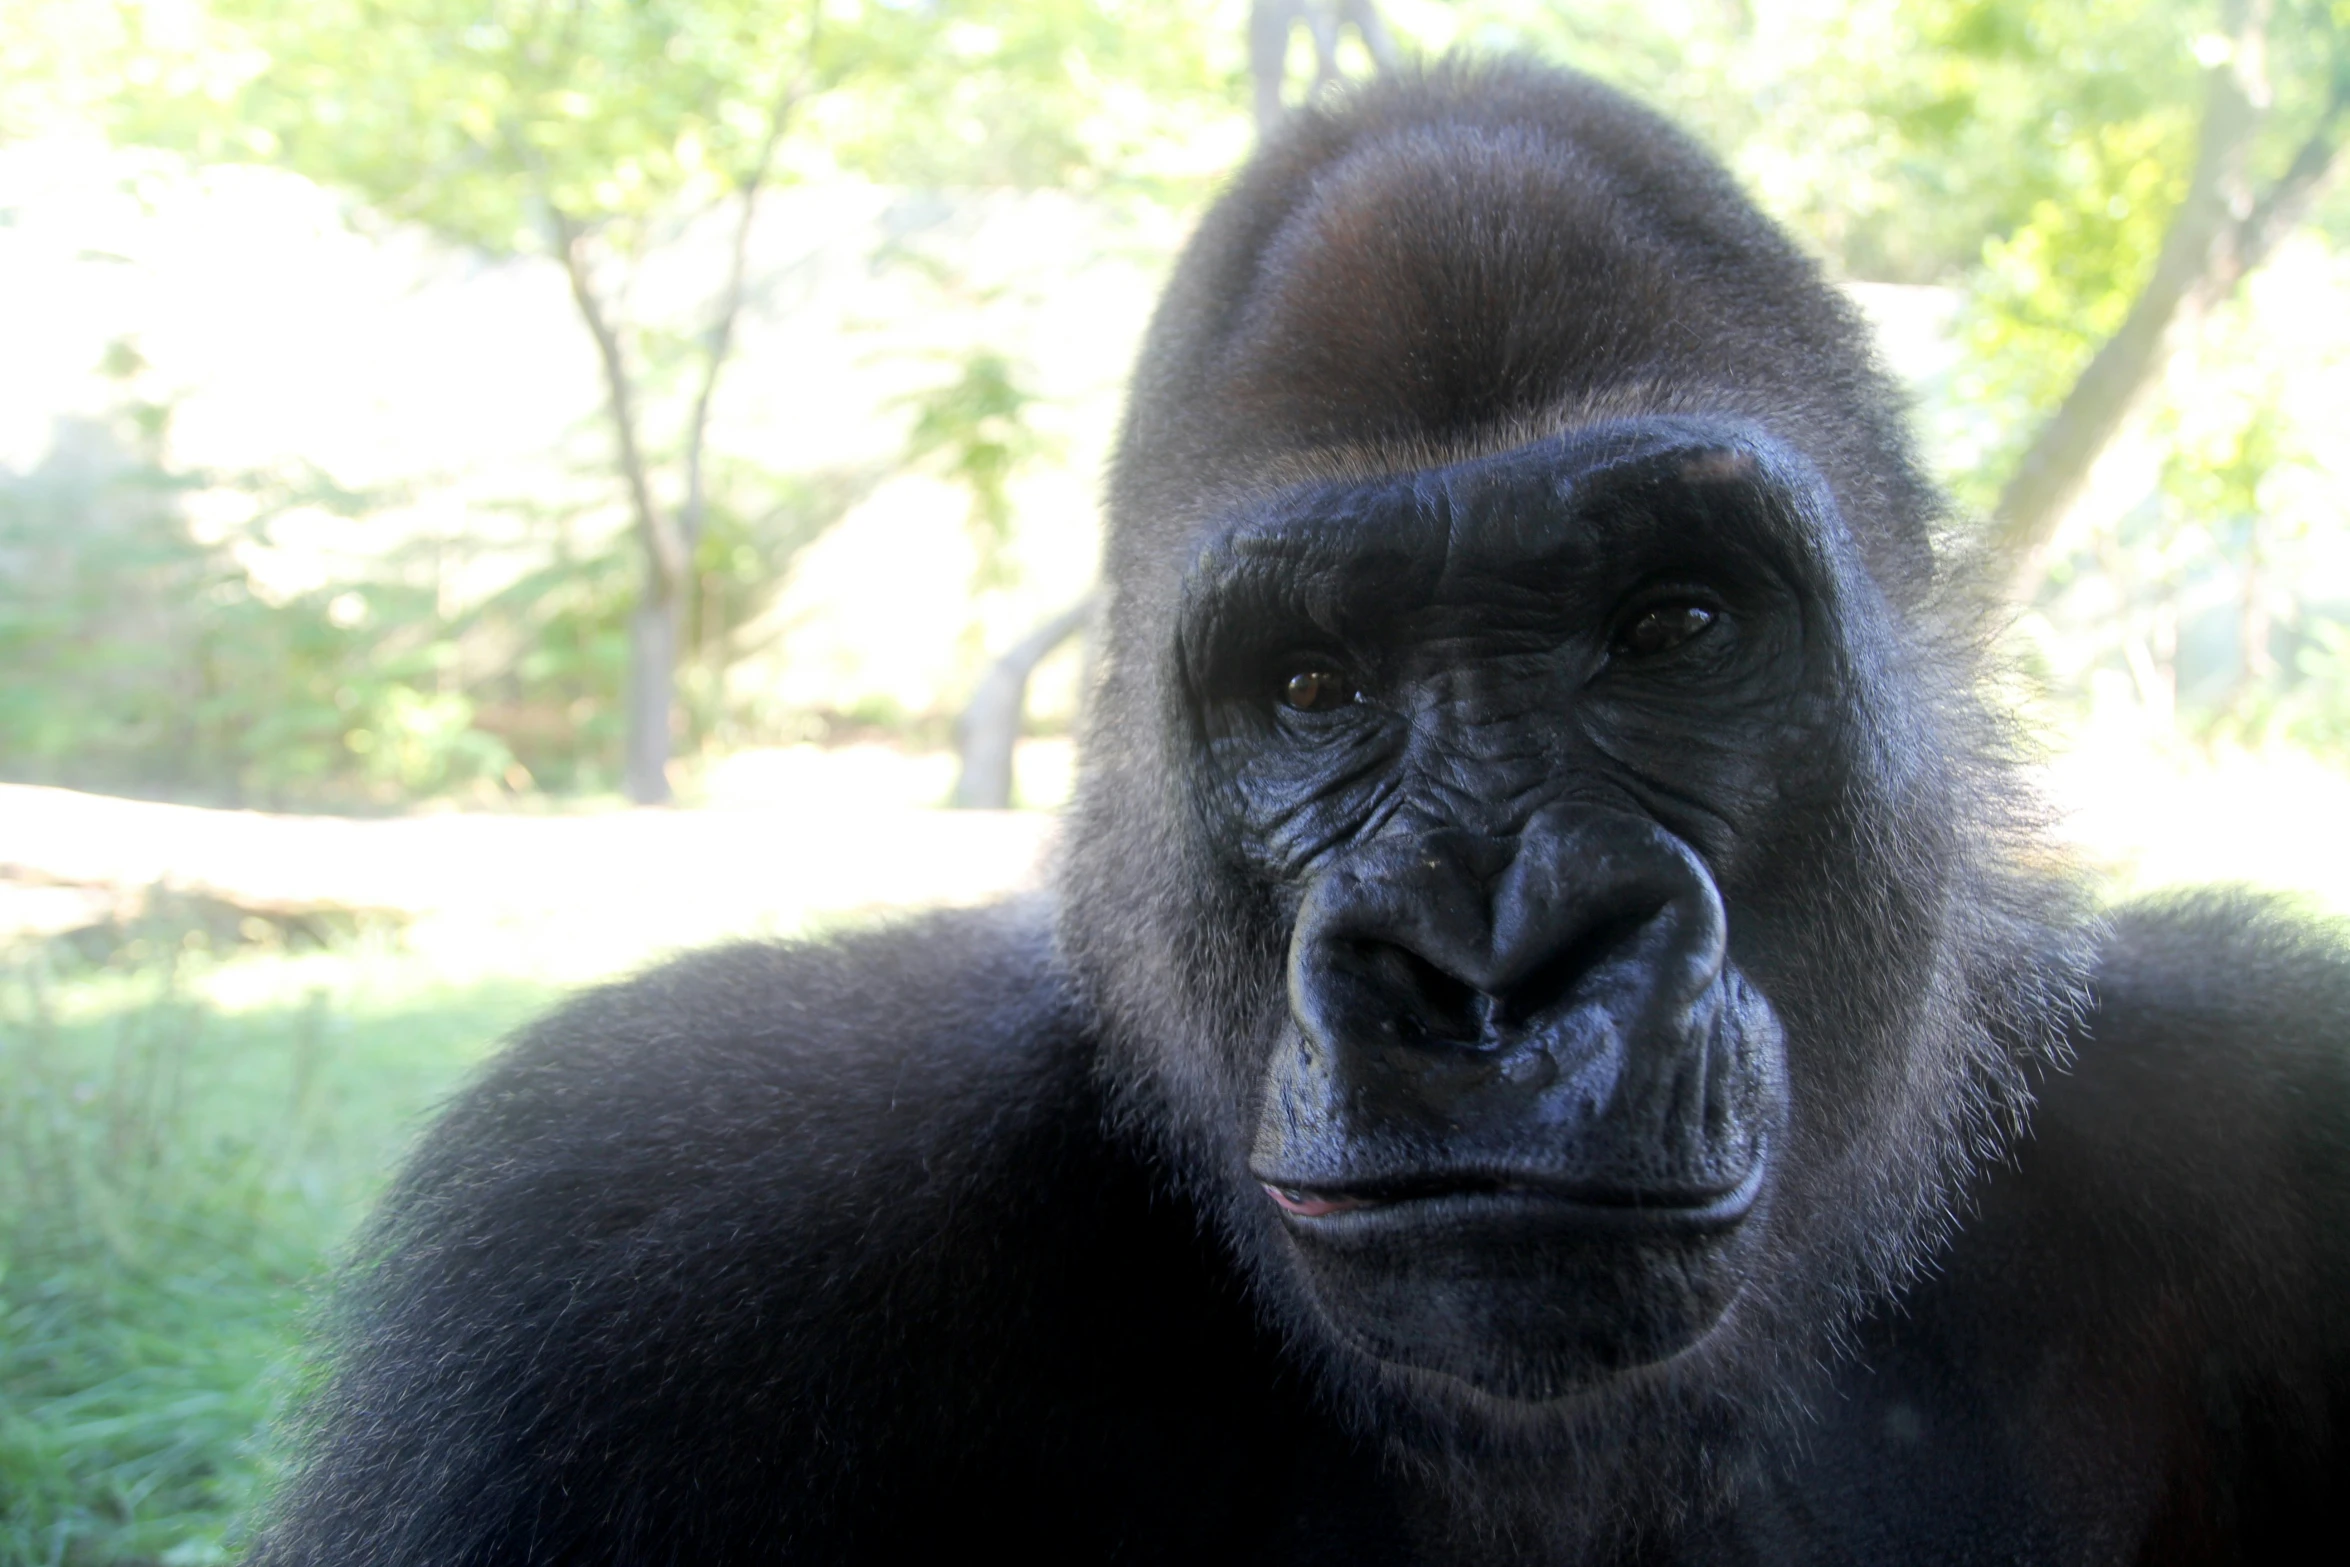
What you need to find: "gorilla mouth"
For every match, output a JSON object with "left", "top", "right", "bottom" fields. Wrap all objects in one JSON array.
[
  {"left": 1259, "top": 1156, "right": 1767, "bottom": 1230},
  {"left": 1259, "top": 1152, "right": 1774, "bottom": 1399}
]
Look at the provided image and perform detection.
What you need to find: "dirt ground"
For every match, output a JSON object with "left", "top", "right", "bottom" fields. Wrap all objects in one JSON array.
[{"left": 0, "top": 781, "right": 1058, "bottom": 975}]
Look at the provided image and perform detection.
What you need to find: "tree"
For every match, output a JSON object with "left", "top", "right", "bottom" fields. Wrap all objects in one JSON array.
[
  {"left": 117, "top": 0, "right": 848, "bottom": 801},
  {"left": 1991, "top": 0, "right": 2348, "bottom": 595},
  {"left": 112, "top": 0, "right": 1233, "bottom": 802},
  {"left": 951, "top": 593, "right": 1094, "bottom": 809}
]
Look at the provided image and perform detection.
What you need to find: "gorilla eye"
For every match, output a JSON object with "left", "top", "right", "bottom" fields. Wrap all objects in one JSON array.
[
  {"left": 1281, "top": 665, "right": 1356, "bottom": 712},
  {"left": 1615, "top": 602, "right": 1717, "bottom": 659}
]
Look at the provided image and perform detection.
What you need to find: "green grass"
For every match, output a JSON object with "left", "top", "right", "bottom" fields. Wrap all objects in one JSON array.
[{"left": 0, "top": 929, "right": 554, "bottom": 1566}]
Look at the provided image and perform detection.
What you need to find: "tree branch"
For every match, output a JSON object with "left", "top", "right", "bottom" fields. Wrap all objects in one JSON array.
[
  {"left": 2227, "top": 82, "right": 2350, "bottom": 284},
  {"left": 550, "top": 204, "right": 687, "bottom": 597},
  {"left": 1250, "top": 0, "right": 1392, "bottom": 137},
  {"left": 1339, "top": 0, "right": 1397, "bottom": 72},
  {"left": 1249, "top": 0, "right": 1303, "bottom": 136},
  {"left": 676, "top": 4, "right": 823, "bottom": 566},
  {"left": 1993, "top": 0, "right": 2279, "bottom": 591},
  {"left": 952, "top": 594, "right": 1096, "bottom": 810}
]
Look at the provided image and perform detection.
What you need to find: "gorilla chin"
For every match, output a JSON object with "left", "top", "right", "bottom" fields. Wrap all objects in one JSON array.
[{"left": 1265, "top": 1164, "right": 1776, "bottom": 1403}]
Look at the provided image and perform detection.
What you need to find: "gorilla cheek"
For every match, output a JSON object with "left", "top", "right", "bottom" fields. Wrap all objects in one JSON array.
[{"left": 1247, "top": 809, "right": 1790, "bottom": 1401}]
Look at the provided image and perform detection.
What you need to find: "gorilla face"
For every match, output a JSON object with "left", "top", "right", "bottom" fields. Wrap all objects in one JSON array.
[
  {"left": 1177, "top": 420, "right": 1903, "bottom": 1402},
  {"left": 1186, "top": 425, "right": 1821, "bottom": 1398}
]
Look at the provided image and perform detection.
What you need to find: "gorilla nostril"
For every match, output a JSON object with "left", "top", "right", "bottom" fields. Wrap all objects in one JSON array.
[
  {"left": 1498, "top": 905, "right": 1664, "bottom": 1026},
  {"left": 1354, "top": 941, "right": 1489, "bottom": 1048},
  {"left": 1335, "top": 900, "right": 1667, "bottom": 1052}
]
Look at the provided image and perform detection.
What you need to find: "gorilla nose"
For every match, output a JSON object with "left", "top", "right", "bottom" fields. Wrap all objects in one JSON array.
[
  {"left": 1261, "top": 808, "right": 1761, "bottom": 1196},
  {"left": 1288, "top": 810, "right": 1726, "bottom": 1066}
]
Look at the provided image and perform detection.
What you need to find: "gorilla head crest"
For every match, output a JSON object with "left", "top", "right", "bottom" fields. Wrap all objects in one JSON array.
[{"left": 1059, "top": 57, "right": 2088, "bottom": 1522}]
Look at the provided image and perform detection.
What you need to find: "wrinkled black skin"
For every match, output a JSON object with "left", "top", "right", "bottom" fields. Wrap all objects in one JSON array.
[{"left": 256, "top": 62, "right": 2350, "bottom": 1565}]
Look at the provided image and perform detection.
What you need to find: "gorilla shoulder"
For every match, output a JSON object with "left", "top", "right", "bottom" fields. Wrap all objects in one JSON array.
[
  {"left": 1719, "top": 895, "right": 2350, "bottom": 1561},
  {"left": 257, "top": 904, "right": 1116, "bottom": 1564},
  {"left": 1814, "top": 895, "right": 2350, "bottom": 1543},
  {"left": 2016, "top": 890, "right": 2350, "bottom": 1273},
  {"left": 396, "top": 898, "right": 1085, "bottom": 1239},
  {"left": 270, "top": 904, "right": 1410, "bottom": 1564}
]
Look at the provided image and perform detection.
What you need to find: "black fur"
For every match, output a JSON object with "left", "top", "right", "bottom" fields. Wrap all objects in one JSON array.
[{"left": 257, "top": 62, "right": 2350, "bottom": 1564}]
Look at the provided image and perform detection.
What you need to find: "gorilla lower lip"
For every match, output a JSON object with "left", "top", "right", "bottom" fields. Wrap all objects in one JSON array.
[{"left": 1261, "top": 1160, "right": 1767, "bottom": 1230}]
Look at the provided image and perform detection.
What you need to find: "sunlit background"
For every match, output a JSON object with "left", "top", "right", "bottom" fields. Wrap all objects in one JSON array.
[{"left": 3, "top": 1, "right": 2347, "bottom": 1560}]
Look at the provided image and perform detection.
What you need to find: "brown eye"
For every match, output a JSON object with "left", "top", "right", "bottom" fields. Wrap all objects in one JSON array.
[
  {"left": 1281, "top": 666, "right": 1354, "bottom": 712},
  {"left": 1616, "top": 602, "right": 1717, "bottom": 658}
]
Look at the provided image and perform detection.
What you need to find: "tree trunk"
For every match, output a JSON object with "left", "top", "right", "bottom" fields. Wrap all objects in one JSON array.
[
  {"left": 538, "top": 32, "right": 811, "bottom": 808},
  {"left": 550, "top": 213, "right": 688, "bottom": 807},
  {"left": 951, "top": 595, "right": 1094, "bottom": 810},
  {"left": 623, "top": 589, "right": 679, "bottom": 806},
  {"left": 1250, "top": 0, "right": 1391, "bottom": 136},
  {"left": 1995, "top": 0, "right": 2347, "bottom": 598},
  {"left": 1338, "top": 0, "right": 1398, "bottom": 70},
  {"left": 1249, "top": 0, "right": 1300, "bottom": 135},
  {"left": 1991, "top": 7, "right": 2267, "bottom": 589}
]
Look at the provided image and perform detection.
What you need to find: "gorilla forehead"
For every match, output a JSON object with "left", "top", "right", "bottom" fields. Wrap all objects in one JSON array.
[
  {"left": 1108, "top": 61, "right": 1939, "bottom": 596},
  {"left": 1221, "top": 125, "right": 1739, "bottom": 444}
]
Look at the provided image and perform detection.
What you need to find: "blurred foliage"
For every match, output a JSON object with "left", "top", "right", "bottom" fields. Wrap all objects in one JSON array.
[
  {"left": 68, "top": 0, "right": 1251, "bottom": 803},
  {"left": 1422, "top": 0, "right": 2346, "bottom": 287},
  {"left": 1895, "top": 0, "right": 2347, "bottom": 511},
  {"left": 900, "top": 348, "right": 1051, "bottom": 587},
  {"left": 88, "top": 0, "right": 1246, "bottom": 466},
  {"left": 671, "top": 462, "right": 889, "bottom": 754},
  {"left": 2017, "top": 293, "right": 2350, "bottom": 749},
  {"left": 0, "top": 350, "right": 867, "bottom": 806},
  {"left": 1866, "top": 0, "right": 2350, "bottom": 750},
  {"left": 99, "top": 0, "right": 1246, "bottom": 230},
  {"left": 0, "top": 372, "right": 516, "bottom": 809}
]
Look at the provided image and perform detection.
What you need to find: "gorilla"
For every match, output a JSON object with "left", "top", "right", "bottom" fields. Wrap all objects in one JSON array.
[{"left": 257, "top": 60, "right": 2350, "bottom": 1564}]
